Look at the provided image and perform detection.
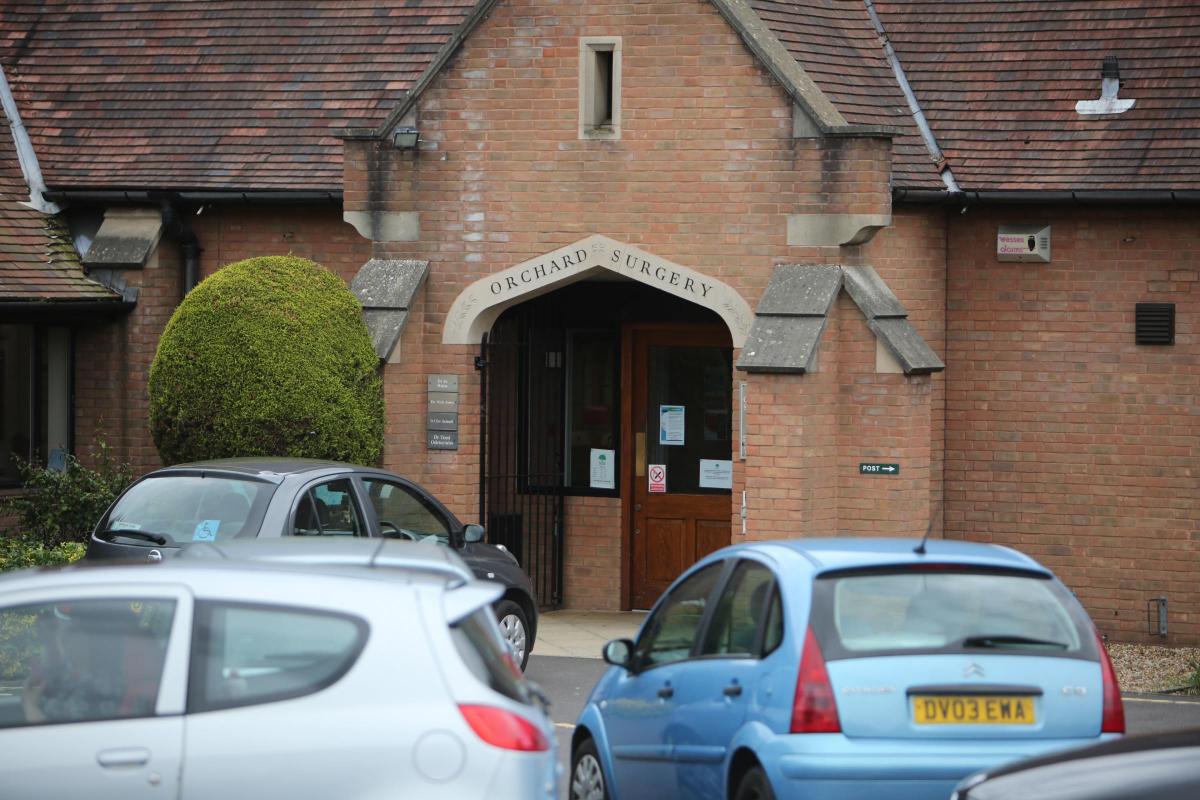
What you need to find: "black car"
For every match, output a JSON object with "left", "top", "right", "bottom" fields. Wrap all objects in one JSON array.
[
  {"left": 952, "top": 727, "right": 1200, "bottom": 800},
  {"left": 85, "top": 457, "right": 538, "bottom": 668}
]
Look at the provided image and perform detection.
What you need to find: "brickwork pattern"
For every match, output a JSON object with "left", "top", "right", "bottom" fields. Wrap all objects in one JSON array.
[
  {"left": 563, "top": 496, "right": 623, "bottom": 611},
  {"left": 945, "top": 206, "right": 1199, "bottom": 644}
]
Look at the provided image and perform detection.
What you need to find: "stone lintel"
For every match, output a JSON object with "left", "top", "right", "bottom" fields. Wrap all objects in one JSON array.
[
  {"left": 350, "top": 258, "right": 429, "bottom": 360},
  {"left": 787, "top": 213, "right": 891, "bottom": 247},
  {"left": 343, "top": 210, "right": 419, "bottom": 242},
  {"left": 842, "top": 265, "right": 907, "bottom": 318}
]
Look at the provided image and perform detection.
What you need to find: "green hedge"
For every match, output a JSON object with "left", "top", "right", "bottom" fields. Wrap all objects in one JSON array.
[
  {"left": 0, "top": 538, "right": 86, "bottom": 571},
  {"left": 148, "top": 255, "right": 384, "bottom": 465}
]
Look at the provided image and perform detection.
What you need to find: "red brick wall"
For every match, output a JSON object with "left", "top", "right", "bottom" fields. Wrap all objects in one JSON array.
[
  {"left": 74, "top": 206, "right": 371, "bottom": 476},
  {"left": 563, "top": 496, "right": 623, "bottom": 610},
  {"left": 942, "top": 205, "right": 1199, "bottom": 645}
]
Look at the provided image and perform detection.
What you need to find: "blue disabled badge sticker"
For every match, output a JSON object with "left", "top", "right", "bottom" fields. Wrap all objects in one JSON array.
[{"left": 193, "top": 520, "right": 220, "bottom": 542}]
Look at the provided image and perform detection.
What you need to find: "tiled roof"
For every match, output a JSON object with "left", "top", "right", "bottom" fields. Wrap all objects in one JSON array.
[
  {"left": 0, "top": 130, "right": 117, "bottom": 301},
  {"left": 0, "top": 1, "right": 478, "bottom": 192},
  {"left": 751, "top": 1, "right": 942, "bottom": 189},
  {"left": 873, "top": 0, "right": 1200, "bottom": 192}
]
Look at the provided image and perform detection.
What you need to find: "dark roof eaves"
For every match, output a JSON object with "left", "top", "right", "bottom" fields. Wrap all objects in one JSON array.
[
  {"left": 894, "top": 189, "right": 1200, "bottom": 205},
  {"left": 340, "top": 0, "right": 502, "bottom": 142}
]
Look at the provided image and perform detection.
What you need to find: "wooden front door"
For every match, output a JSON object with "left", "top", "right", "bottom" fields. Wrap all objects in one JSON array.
[{"left": 627, "top": 325, "right": 733, "bottom": 609}]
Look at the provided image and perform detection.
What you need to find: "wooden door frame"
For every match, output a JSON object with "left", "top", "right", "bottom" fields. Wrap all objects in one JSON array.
[{"left": 618, "top": 321, "right": 732, "bottom": 610}]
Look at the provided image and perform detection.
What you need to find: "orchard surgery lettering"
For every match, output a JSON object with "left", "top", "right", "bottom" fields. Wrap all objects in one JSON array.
[
  {"left": 489, "top": 249, "right": 589, "bottom": 295},
  {"left": 486, "top": 247, "right": 713, "bottom": 301}
]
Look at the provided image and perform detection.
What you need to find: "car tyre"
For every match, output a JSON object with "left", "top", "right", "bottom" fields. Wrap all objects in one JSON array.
[
  {"left": 570, "top": 737, "right": 607, "bottom": 800},
  {"left": 734, "top": 765, "right": 775, "bottom": 800},
  {"left": 494, "top": 599, "right": 531, "bottom": 671}
]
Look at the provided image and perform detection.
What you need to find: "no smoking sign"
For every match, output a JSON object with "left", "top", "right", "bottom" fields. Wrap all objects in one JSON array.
[{"left": 648, "top": 464, "right": 667, "bottom": 493}]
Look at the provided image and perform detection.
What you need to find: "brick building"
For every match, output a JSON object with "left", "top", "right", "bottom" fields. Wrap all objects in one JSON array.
[{"left": 1, "top": 1, "right": 1195, "bottom": 643}]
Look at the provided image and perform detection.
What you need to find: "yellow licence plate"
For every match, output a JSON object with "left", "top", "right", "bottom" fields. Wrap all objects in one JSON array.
[{"left": 912, "top": 695, "right": 1036, "bottom": 725}]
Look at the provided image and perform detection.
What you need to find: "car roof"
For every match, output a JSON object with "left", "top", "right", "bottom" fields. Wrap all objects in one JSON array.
[
  {"left": 177, "top": 537, "right": 472, "bottom": 580},
  {"left": 728, "top": 538, "right": 1048, "bottom": 575},
  {"left": 149, "top": 457, "right": 366, "bottom": 479},
  {"left": 976, "top": 727, "right": 1200, "bottom": 782}
]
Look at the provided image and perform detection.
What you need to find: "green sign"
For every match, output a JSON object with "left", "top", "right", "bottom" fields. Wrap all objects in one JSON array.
[{"left": 860, "top": 463, "right": 899, "bottom": 475}]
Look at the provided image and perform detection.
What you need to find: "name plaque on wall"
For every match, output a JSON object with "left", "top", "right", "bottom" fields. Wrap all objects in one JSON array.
[{"left": 427, "top": 374, "right": 460, "bottom": 450}]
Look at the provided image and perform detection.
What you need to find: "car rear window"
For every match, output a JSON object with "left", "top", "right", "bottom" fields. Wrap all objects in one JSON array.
[
  {"left": 450, "top": 609, "right": 533, "bottom": 706},
  {"left": 103, "top": 475, "right": 274, "bottom": 545},
  {"left": 812, "top": 568, "right": 1096, "bottom": 660}
]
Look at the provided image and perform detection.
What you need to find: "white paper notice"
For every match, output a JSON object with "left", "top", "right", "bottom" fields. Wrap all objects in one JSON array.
[
  {"left": 659, "top": 404, "right": 685, "bottom": 446},
  {"left": 698, "top": 459, "right": 733, "bottom": 489},
  {"left": 590, "top": 448, "right": 615, "bottom": 490}
]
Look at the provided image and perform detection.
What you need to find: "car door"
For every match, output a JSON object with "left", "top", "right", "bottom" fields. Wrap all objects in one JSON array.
[
  {"left": 600, "top": 560, "right": 724, "bottom": 798},
  {"left": 667, "top": 558, "right": 782, "bottom": 800},
  {"left": 287, "top": 477, "right": 369, "bottom": 537},
  {"left": 356, "top": 475, "right": 456, "bottom": 544},
  {"left": 0, "top": 584, "right": 192, "bottom": 800}
]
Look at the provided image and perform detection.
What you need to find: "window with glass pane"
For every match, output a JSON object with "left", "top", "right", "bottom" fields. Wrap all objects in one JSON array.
[
  {"left": 293, "top": 479, "right": 365, "bottom": 536},
  {"left": 645, "top": 345, "right": 731, "bottom": 494},
  {"left": 1, "top": 324, "right": 71, "bottom": 486},
  {"left": 0, "top": 598, "right": 175, "bottom": 728},
  {"left": 701, "top": 561, "right": 777, "bottom": 657},
  {"left": 564, "top": 329, "right": 618, "bottom": 491},
  {"left": 361, "top": 478, "right": 450, "bottom": 543},
  {"left": 636, "top": 562, "right": 723, "bottom": 668},
  {"left": 190, "top": 602, "right": 367, "bottom": 712}
]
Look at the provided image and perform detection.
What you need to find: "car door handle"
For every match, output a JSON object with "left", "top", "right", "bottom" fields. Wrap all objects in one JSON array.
[
  {"left": 658, "top": 686, "right": 674, "bottom": 699},
  {"left": 723, "top": 683, "right": 743, "bottom": 697},
  {"left": 97, "top": 747, "right": 151, "bottom": 769}
]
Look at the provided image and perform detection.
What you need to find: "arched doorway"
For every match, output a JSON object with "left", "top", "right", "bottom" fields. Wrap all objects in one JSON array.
[{"left": 479, "top": 278, "right": 735, "bottom": 610}]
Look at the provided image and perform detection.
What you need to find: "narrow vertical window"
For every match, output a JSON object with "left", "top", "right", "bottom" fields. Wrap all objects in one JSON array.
[{"left": 579, "top": 38, "right": 621, "bottom": 139}]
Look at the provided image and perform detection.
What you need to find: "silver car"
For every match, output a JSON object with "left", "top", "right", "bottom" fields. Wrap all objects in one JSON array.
[{"left": 0, "top": 540, "right": 557, "bottom": 799}]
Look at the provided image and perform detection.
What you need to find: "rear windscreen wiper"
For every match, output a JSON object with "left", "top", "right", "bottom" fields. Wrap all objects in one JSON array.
[
  {"left": 960, "top": 634, "right": 1068, "bottom": 650},
  {"left": 95, "top": 528, "right": 169, "bottom": 546}
]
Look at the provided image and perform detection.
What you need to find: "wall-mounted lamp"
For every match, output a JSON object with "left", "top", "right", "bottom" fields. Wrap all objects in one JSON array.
[{"left": 392, "top": 126, "right": 420, "bottom": 149}]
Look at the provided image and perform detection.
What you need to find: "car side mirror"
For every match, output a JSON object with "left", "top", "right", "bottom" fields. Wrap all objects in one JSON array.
[
  {"left": 462, "top": 523, "right": 485, "bottom": 544},
  {"left": 602, "top": 638, "right": 635, "bottom": 670}
]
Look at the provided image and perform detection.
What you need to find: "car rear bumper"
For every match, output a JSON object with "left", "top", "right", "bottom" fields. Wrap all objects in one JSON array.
[{"left": 758, "top": 734, "right": 1118, "bottom": 800}]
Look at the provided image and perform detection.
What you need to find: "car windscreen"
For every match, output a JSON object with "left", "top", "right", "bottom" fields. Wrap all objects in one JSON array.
[
  {"left": 811, "top": 567, "right": 1097, "bottom": 661},
  {"left": 101, "top": 475, "right": 275, "bottom": 546},
  {"left": 450, "top": 608, "right": 533, "bottom": 706}
]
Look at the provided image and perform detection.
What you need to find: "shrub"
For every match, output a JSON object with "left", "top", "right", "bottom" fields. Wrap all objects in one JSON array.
[
  {"left": 148, "top": 255, "right": 384, "bottom": 465},
  {"left": 0, "top": 538, "right": 86, "bottom": 572},
  {"left": 0, "top": 442, "right": 134, "bottom": 547}
]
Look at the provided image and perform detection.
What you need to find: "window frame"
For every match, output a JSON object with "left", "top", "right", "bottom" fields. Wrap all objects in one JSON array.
[
  {"left": 561, "top": 326, "right": 621, "bottom": 496},
  {"left": 356, "top": 474, "right": 457, "bottom": 542},
  {"left": 288, "top": 476, "right": 371, "bottom": 538},
  {"left": 632, "top": 560, "right": 728, "bottom": 673},
  {"left": 578, "top": 37, "right": 622, "bottom": 140},
  {"left": 186, "top": 600, "right": 368, "bottom": 714},
  {"left": 0, "top": 323, "right": 74, "bottom": 488},
  {"left": 697, "top": 558, "right": 783, "bottom": 661}
]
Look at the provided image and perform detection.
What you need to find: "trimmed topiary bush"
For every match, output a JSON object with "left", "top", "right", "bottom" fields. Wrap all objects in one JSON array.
[{"left": 149, "top": 255, "right": 384, "bottom": 465}]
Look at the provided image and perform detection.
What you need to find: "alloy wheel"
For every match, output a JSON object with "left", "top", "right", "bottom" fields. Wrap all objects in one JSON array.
[{"left": 571, "top": 752, "right": 605, "bottom": 800}]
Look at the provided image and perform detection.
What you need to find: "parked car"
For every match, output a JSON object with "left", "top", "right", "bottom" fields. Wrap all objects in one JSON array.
[
  {"left": 0, "top": 540, "right": 556, "bottom": 800},
  {"left": 570, "top": 538, "right": 1124, "bottom": 800},
  {"left": 84, "top": 458, "right": 538, "bottom": 668},
  {"left": 952, "top": 727, "right": 1200, "bottom": 800}
]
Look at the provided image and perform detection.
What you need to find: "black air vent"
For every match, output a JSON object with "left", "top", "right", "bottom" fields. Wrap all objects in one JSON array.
[{"left": 1135, "top": 303, "right": 1175, "bottom": 345}]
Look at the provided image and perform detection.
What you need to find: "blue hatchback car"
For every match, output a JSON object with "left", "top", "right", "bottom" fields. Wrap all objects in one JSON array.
[{"left": 570, "top": 539, "right": 1124, "bottom": 800}]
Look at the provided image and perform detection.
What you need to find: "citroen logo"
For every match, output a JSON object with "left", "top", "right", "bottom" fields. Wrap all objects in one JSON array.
[
  {"left": 964, "top": 662, "right": 985, "bottom": 678},
  {"left": 147, "top": 549, "right": 163, "bottom": 564}
]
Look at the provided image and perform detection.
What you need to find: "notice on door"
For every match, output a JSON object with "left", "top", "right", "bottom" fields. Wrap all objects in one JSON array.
[
  {"left": 659, "top": 404, "right": 685, "bottom": 446},
  {"left": 699, "top": 459, "right": 733, "bottom": 489},
  {"left": 590, "top": 448, "right": 616, "bottom": 490},
  {"left": 648, "top": 464, "right": 667, "bottom": 493}
]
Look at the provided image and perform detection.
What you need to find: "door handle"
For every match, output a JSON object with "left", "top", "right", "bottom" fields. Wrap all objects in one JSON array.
[
  {"left": 657, "top": 685, "right": 674, "bottom": 699},
  {"left": 97, "top": 747, "right": 151, "bottom": 768},
  {"left": 723, "top": 683, "right": 743, "bottom": 697}
]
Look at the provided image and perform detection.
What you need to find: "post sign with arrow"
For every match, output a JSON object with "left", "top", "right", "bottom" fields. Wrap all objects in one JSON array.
[{"left": 860, "top": 463, "right": 899, "bottom": 475}]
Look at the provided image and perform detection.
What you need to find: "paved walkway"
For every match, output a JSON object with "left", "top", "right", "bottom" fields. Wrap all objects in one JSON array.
[{"left": 533, "top": 610, "right": 647, "bottom": 659}]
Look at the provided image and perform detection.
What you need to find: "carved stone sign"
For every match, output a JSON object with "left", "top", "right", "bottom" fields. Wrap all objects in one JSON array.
[{"left": 443, "top": 235, "right": 753, "bottom": 347}]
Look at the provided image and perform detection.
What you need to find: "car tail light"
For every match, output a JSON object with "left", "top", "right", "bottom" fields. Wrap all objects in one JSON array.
[
  {"left": 1096, "top": 630, "right": 1125, "bottom": 734},
  {"left": 790, "top": 627, "right": 841, "bottom": 733},
  {"left": 459, "top": 704, "right": 550, "bottom": 751}
]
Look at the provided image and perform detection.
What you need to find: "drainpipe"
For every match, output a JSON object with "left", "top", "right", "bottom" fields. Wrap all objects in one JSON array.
[{"left": 160, "top": 200, "right": 202, "bottom": 296}]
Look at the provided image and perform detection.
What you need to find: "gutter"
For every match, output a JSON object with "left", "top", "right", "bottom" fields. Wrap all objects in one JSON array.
[
  {"left": 864, "top": 0, "right": 959, "bottom": 193},
  {"left": 894, "top": 189, "right": 1200, "bottom": 205},
  {"left": 0, "top": 64, "right": 59, "bottom": 213},
  {"left": 0, "top": 299, "right": 137, "bottom": 318},
  {"left": 43, "top": 190, "right": 342, "bottom": 204}
]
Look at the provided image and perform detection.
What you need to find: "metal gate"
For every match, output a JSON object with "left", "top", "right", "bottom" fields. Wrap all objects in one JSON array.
[{"left": 478, "top": 305, "right": 565, "bottom": 609}]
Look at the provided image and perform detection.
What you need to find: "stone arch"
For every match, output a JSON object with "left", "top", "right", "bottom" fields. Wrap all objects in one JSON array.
[{"left": 442, "top": 235, "right": 753, "bottom": 346}]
